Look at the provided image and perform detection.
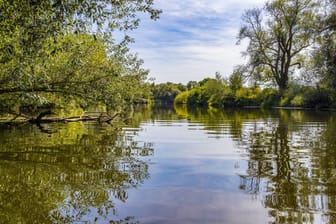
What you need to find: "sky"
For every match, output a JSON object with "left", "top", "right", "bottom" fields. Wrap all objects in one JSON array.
[{"left": 129, "top": 0, "right": 267, "bottom": 84}]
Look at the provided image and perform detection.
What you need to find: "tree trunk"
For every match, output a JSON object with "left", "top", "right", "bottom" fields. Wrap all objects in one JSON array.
[
  {"left": 278, "top": 72, "right": 289, "bottom": 95},
  {"left": 29, "top": 110, "right": 53, "bottom": 124}
]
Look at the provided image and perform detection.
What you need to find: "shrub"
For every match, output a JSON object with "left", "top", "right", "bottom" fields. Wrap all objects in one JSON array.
[
  {"left": 174, "top": 91, "right": 190, "bottom": 105},
  {"left": 290, "top": 95, "right": 304, "bottom": 107},
  {"left": 279, "top": 82, "right": 306, "bottom": 107},
  {"left": 302, "top": 88, "right": 331, "bottom": 108},
  {"left": 279, "top": 96, "right": 290, "bottom": 107},
  {"left": 261, "top": 89, "right": 281, "bottom": 108},
  {"left": 235, "top": 87, "right": 262, "bottom": 106},
  {"left": 186, "top": 88, "right": 208, "bottom": 107},
  {"left": 208, "top": 87, "right": 231, "bottom": 108},
  {"left": 208, "top": 94, "right": 225, "bottom": 108},
  {"left": 222, "top": 92, "right": 236, "bottom": 107}
]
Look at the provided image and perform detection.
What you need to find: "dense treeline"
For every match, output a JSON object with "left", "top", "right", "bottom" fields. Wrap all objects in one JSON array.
[
  {"left": 153, "top": 73, "right": 332, "bottom": 109},
  {"left": 172, "top": 76, "right": 332, "bottom": 109},
  {"left": 151, "top": 82, "right": 187, "bottom": 104},
  {"left": 153, "top": 0, "right": 336, "bottom": 109}
]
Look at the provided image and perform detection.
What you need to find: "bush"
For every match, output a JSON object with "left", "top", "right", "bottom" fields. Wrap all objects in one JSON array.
[
  {"left": 208, "top": 87, "right": 231, "bottom": 108},
  {"left": 302, "top": 88, "right": 331, "bottom": 108},
  {"left": 261, "top": 89, "right": 281, "bottom": 108},
  {"left": 208, "top": 94, "right": 225, "bottom": 108},
  {"left": 152, "top": 82, "right": 187, "bottom": 104},
  {"left": 186, "top": 88, "right": 209, "bottom": 107},
  {"left": 222, "top": 92, "right": 236, "bottom": 107},
  {"left": 279, "top": 96, "right": 290, "bottom": 107},
  {"left": 174, "top": 91, "right": 190, "bottom": 105},
  {"left": 235, "top": 87, "right": 262, "bottom": 106},
  {"left": 290, "top": 95, "right": 305, "bottom": 107},
  {"left": 279, "top": 83, "right": 305, "bottom": 107}
]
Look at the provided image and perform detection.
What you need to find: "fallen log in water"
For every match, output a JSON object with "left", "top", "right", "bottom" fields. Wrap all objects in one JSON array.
[{"left": 3, "top": 112, "right": 121, "bottom": 125}]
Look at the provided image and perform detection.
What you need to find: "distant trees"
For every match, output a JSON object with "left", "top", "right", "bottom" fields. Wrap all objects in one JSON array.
[
  {"left": 238, "top": 0, "right": 319, "bottom": 93},
  {"left": 174, "top": 73, "right": 331, "bottom": 109},
  {"left": 151, "top": 82, "right": 186, "bottom": 104},
  {"left": 184, "top": 78, "right": 226, "bottom": 107},
  {"left": 174, "top": 76, "right": 260, "bottom": 108},
  {"left": 229, "top": 68, "right": 244, "bottom": 92}
]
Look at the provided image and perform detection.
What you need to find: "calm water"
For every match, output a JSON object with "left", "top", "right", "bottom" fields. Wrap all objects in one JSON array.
[{"left": 1, "top": 106, "right": 336, "bottom": 224}]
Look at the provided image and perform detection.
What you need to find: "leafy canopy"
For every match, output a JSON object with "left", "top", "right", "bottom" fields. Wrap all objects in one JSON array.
[
  {"left": 238, "top": 0, "right": 319, "bottom": 92},
  {"left": 0, "top": 0, "right": 161, "bottom": 118}
]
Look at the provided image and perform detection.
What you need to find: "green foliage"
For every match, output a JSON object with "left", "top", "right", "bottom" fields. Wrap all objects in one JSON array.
[
  {"left": 0, "top": 0, "right": 161, "bottom": 50},
  {"left": 290, "top": 95, "right": 305, "bottom": 107},
  {"left": 177, "top": 78, "right": 261, "bottom": 108},
  {"left": 229, "top": 70, "right": 244, "bottom": 92},
  {"left": 186, "top": 87, "right": 209, "bottom": 107},
  {"left": 208, "top": 94, "right": 225, "bottom": 108},
  {"left": 302, "top": 87, "right": 331, "bottom": 109},
  {"left": 221, "top": 92, "right": 236, "bottom": 108},
  {"left": 187, "top": 81, "right": 198, "bottom": 90},
  {"left": 176, "top": 76, "right": 334, "bottom": 109},
  {"left": 198, "top": 77, "right": 213, "bottom": 86},
  {"left": 203, "top": 79, "right": 226, "bottom": 107},
  {"left": 238, "top": 0, "right": 319, "bottom": 91},
  {"left": 0, "top": 0, "right": 161, "bottom": 119},
  {"left": 312, "top": 0, "right": 336, "bottom": 101},
  {"left": 277, "top": 83, "right": 332, "bottom": 108},
  {"left": 279, "top": 83, "right": 305, "bottom": 107},
  {"left": 174, "top": 90, "right": 190, "bottom": 105},
  {"left": 260, "top": 89, "right": 281, "bottom": 108},
  {"left": 0, "top": 34, "right": 151, "bottom": 118},
  {"left": 176, "top": 77, "right": 281, "bottom": 109},
  {"left": 235, "top": 87, "right": 262, "bottom": 106},
  {"left": 184, "top": 78, "right": 228, "bottom": 107}
]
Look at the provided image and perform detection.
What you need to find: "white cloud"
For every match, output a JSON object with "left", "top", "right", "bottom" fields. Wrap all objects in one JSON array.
[
  {"left": 137, "top": 42, "right": 246, "bottom": 83},
  {"left": 130, "top": 0, "right": 266, "bottom": 83},
  {"left": 156, "top": 0, "right": 264, "bottom": 18}
]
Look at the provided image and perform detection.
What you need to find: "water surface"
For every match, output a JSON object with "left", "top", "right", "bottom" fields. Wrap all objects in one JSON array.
[{"left": 1, "top": 107, "right": 336, "bottom": 223}]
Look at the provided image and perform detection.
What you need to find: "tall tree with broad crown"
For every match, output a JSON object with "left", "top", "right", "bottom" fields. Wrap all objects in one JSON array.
[{"left": 238, "top": 0, "right": 319, "bottom": 93}]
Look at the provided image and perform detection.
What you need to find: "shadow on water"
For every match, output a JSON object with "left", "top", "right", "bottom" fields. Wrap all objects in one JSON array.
[{"left": 0, "top": 121, "right": 153, "bottom": 223}]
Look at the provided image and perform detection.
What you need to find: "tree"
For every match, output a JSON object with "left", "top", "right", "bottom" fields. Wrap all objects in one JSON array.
[
  {"left": 0, "top": 34, "right": 150, "bottom": 120},
  {"left": 0, "top": 0, "right": 161, "bottom": 53},
  {"left": 0, "top": 0, "right": 161, "bottom": 120},
  {"left": 229, "top": 69, "right": 244, "bottom": 92},
  {"left": 151, "top": 82, "right": 187, "bottom": 104},
  {"left": 187, "top": 81, "right": 198, "bottom": 90},
  {"left": 313, "top": 0, "right": 336, "bottom": 92},
  {"left": 238, "top": 0, "right": 319, "bottom": 93}
]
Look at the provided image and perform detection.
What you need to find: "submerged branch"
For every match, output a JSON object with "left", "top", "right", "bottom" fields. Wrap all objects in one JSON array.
[
  {"left": 35, "top": 113, "right": 120, "bottom": 124},
  {"left": 3, "top": 111, "right": 121, "bottom": 125}
]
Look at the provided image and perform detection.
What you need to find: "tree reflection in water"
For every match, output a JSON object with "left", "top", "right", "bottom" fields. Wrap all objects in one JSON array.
[
  {"left": 174, "top": 105, "right": 336, "bottom": 224},
  {"left": 233, "top": 110, "right": 336, "bottom": 224},
  {"left": 0, "top": 122, "right": 153, "bottom": 223}
]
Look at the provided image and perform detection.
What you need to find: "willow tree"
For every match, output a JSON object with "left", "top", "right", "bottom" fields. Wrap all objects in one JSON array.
[
  {"left": 0, "top": 0, "right": 161, "bottom": 120},
  {"left": 237, "top": 0, "right": 319, "bottom": 93}
]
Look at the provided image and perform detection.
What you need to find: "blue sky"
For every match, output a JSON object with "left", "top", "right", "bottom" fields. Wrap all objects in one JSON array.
[{"left": 130, "top": 0, "right": 266, "bottom": 84}]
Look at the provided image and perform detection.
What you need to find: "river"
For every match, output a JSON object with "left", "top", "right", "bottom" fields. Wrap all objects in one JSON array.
[{"left": 0, "top": 106, "right": 335, "bottom": 224}]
